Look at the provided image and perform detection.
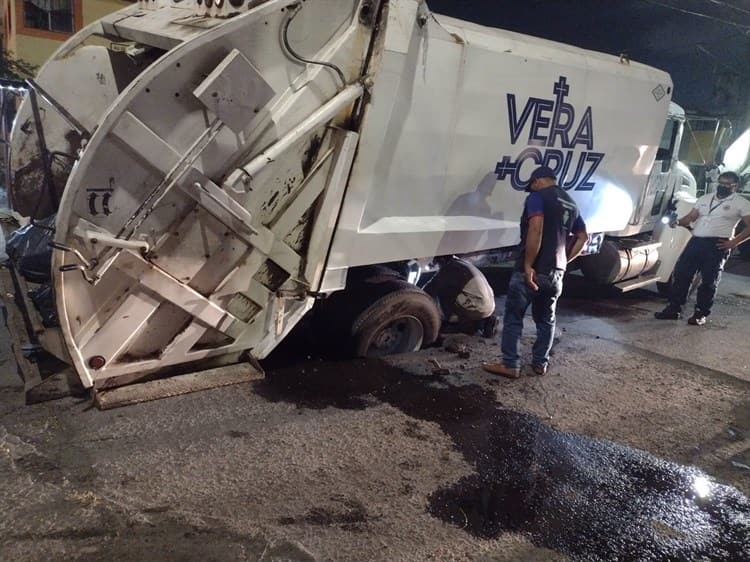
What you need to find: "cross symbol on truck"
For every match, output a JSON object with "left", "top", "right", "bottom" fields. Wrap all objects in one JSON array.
[
  {"left": 495, "top": 156, "right": 516, "bottom": 180},
  {"left": 553, "top": 76, "right": 569, "bottom": 97}
]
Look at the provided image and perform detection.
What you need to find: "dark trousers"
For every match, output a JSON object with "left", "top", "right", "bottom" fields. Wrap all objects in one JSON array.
[{"left": 669, "top": 237, "right": 730, "bottom": 316}]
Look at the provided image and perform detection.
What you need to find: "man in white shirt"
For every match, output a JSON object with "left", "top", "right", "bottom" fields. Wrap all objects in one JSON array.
[{"left": 655, "top": 171, "right": 750, "bottom": 325}]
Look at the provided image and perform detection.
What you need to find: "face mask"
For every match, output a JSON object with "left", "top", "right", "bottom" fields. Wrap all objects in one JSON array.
[{"left": 716, "top": 185, "right": 733, "bottom": 198}]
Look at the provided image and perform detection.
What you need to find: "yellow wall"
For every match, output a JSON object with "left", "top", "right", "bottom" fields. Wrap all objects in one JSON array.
[
  {"left": 2, "top": 0, "right": 17, "bottom": 54},
  {"left": 14, "top": 0, "right": 131, "bottom": 70},
  {"left": 83, "top": 0, "right": 130, "bottom": 24},
  {"left": 15, "top": 35, "right": 60, "bottom": 67}
]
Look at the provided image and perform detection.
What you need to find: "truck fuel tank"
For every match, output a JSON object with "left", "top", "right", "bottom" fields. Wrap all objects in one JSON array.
[{"left": 578, "top": 239, "right": 660, "bottom": 286}]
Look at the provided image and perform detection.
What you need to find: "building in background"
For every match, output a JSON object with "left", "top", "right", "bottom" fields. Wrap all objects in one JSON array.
[{"left": 2, "top": 0, "right": 132, "bottom": 70}]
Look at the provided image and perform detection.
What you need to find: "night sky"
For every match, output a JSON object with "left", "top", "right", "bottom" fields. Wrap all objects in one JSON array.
[{"left": 427, "top": 0, "right": 750, "bottom": 120}]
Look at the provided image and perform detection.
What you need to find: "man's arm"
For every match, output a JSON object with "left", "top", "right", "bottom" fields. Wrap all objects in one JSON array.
[
  {"left": 718, "top": 214, "right": 750, "bottom": 250},
  {"left": 568, "top": 232, "right": 588, "bottom": 263},
  {"left": 524, "top": 215, "right": 543, "bottom": 291},
  {"left": 677, "top": 207, "right": 699, "bottom": 228},
  {"left": 566, "top": 215, "right": 588, "bottom": 263}
]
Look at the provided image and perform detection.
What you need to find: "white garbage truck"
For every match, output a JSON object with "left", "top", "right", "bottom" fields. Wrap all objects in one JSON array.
[{"left": 3, "top": 0, "right": 695, "bottom": 396}]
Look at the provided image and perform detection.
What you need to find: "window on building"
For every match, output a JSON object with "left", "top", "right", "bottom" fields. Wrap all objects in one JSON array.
[{"left": 23, "top": 0, "right": 74, "bottom": 34}]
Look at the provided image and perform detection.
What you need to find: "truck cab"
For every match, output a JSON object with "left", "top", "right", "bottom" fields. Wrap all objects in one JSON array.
[{"left": 576, "top": 102, "right": 696, "bottom": 291}]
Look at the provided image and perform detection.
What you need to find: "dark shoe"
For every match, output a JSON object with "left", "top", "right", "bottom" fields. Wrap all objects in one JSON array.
[
  {"left": 687, "top": 313, "right": 707, "bottom": 326},
  {"left": 529, "top": 364, "right": 547, "bottom": 376},
  {"left": 654, "top": 307, "right": 681, "bottom": 320},
  {"left": 483, "top": 363, "right": 521, "bottom": 379}
]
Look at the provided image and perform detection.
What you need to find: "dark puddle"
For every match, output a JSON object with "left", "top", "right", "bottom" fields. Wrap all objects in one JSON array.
[{"left": 259, "top": 359, "right": 750, "bottom": 561}]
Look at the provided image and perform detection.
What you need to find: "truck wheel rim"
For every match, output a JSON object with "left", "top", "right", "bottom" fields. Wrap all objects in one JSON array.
[{"left": 366, "top": 316, "right": 423, "bottom": 357}]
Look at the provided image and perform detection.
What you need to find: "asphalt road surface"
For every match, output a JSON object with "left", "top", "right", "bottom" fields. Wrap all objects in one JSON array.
[{"left": 1, "top": 260, "right": 749, "bottom": 561}]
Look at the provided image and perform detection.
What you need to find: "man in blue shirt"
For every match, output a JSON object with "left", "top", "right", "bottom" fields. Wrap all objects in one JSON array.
[{"left": 484, "top": 166, "right": 588, "bottom": 378}]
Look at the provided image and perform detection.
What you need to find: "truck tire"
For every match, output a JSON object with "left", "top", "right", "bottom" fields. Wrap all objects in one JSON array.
[{"left": 351, "top": 284, "right": 440, "bottom": 358}]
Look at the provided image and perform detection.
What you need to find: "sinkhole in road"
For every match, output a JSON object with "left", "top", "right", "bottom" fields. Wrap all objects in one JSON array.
[{"left": 260, "top": 358, "right": 750, "bottom": 560}]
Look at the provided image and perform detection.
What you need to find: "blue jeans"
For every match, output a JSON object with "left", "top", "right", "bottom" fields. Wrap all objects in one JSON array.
[
  {"left": 669, "top": 237, "right": 729, "bottom": 316},
  {"left": 501, "top": 270, "right": 564, "bottom": 369}
]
